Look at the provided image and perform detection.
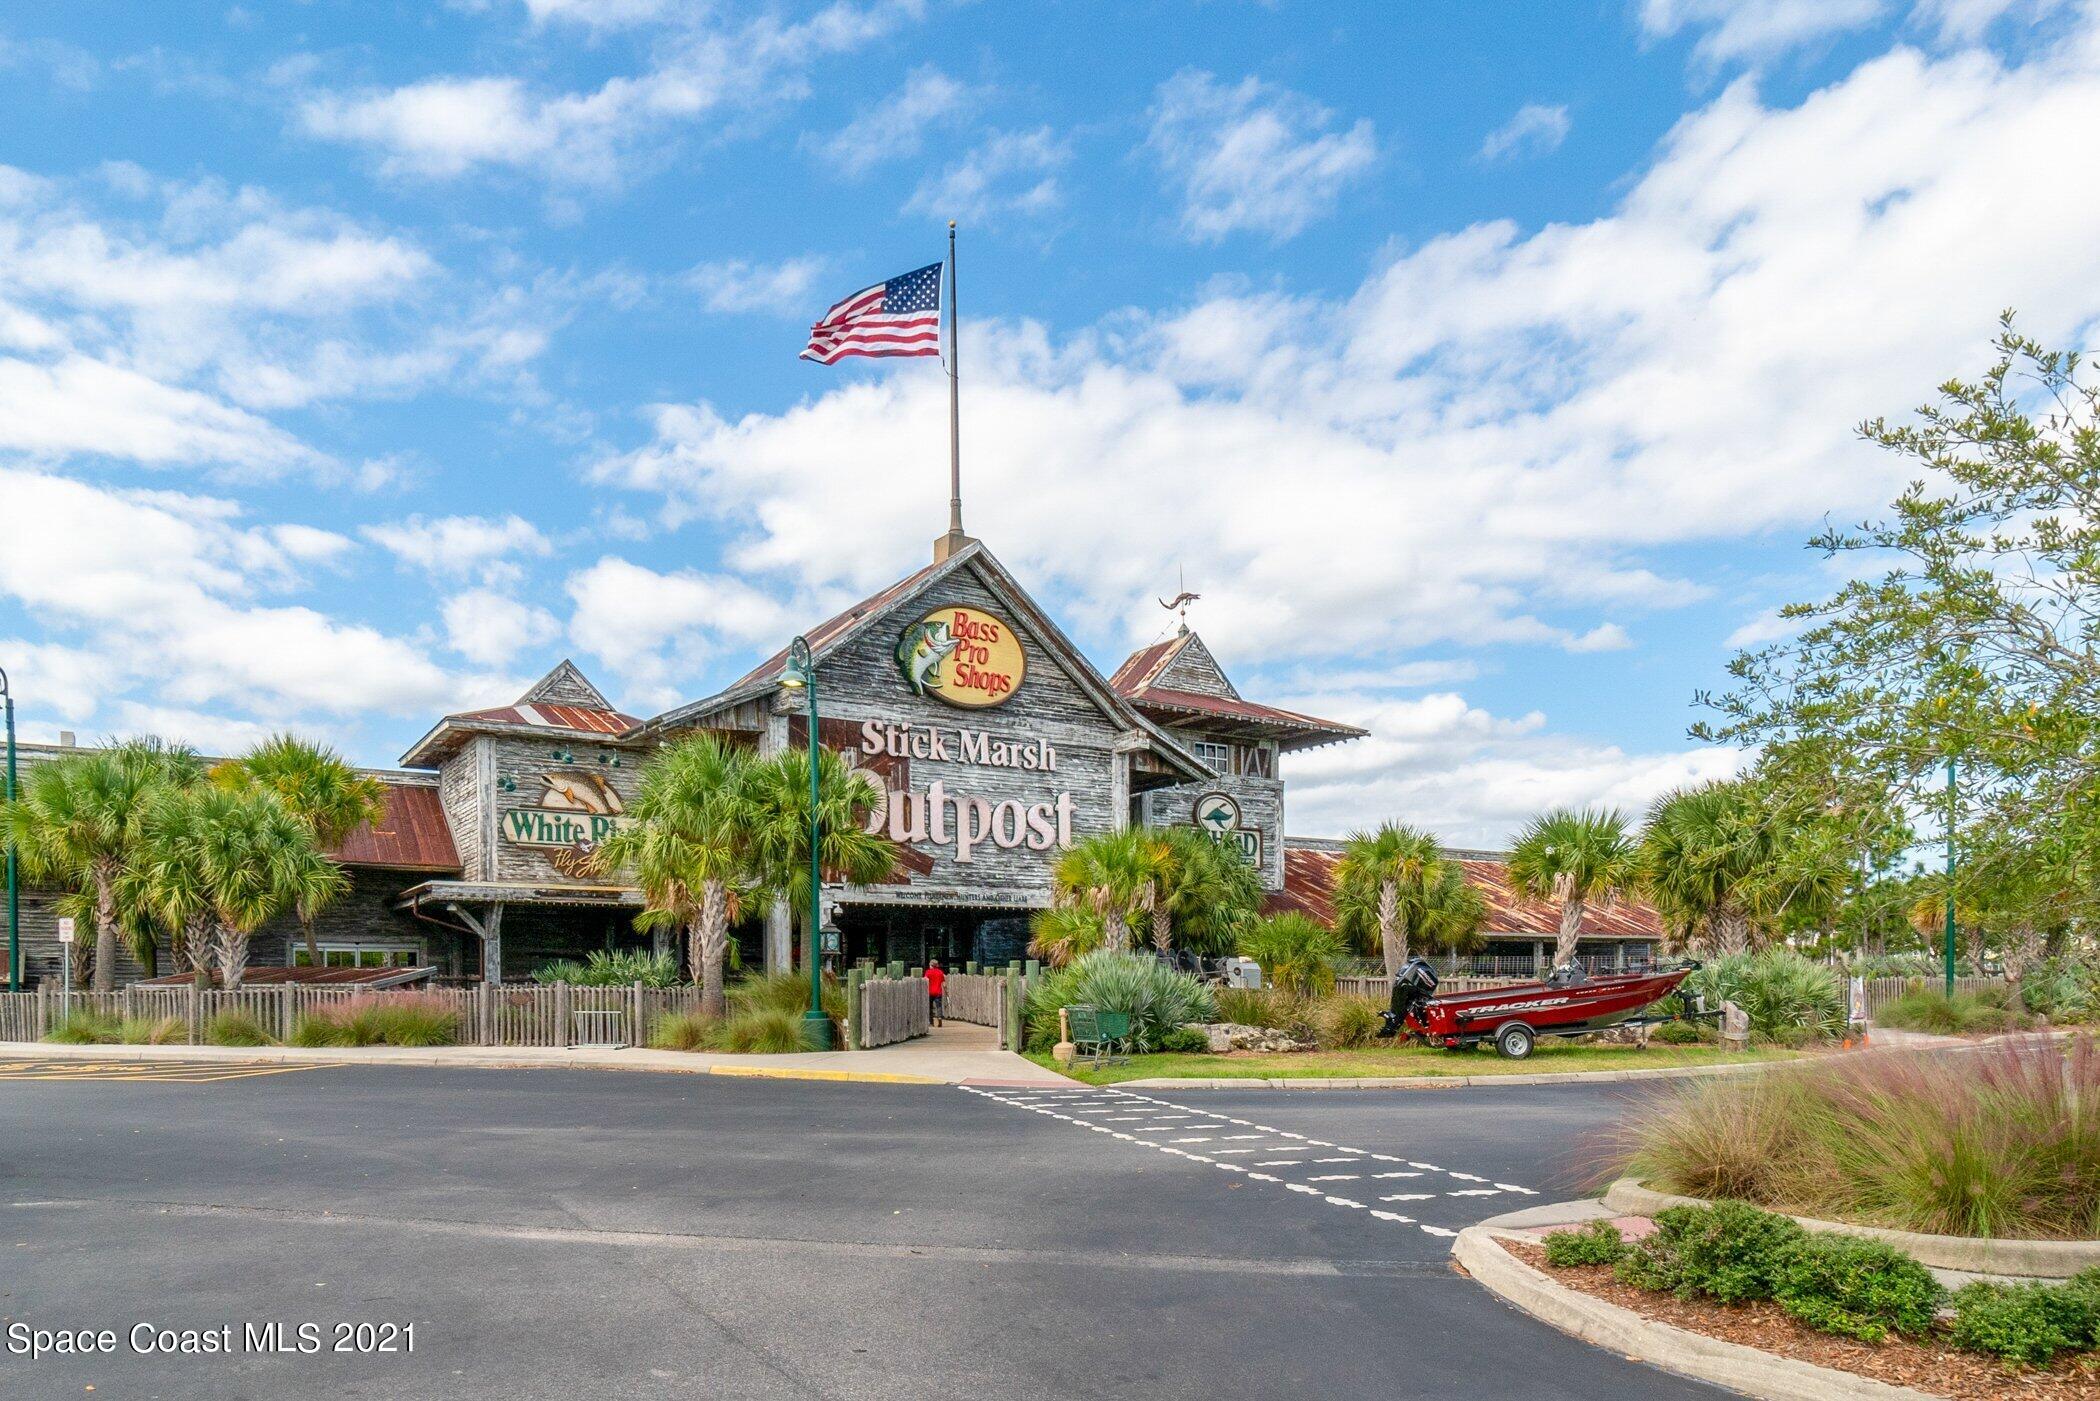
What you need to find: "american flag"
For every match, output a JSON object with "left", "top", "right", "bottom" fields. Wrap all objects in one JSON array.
[{"left": 801, "top": 261, "right": 944, "bottom": 364}]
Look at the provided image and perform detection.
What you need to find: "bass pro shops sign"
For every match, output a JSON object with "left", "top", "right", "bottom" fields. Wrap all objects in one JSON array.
[{"left": 896, "top": 606, "right": 1025, "bottom": 708}]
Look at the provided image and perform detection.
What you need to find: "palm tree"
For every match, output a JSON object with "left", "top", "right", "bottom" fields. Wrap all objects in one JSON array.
[
  {"left": 127, "top": 786, "right": 223, "bottom": 977},
  {"left": 211, "top": 735, "right": 386, "bottom": 966},
  {"left": 1507, "top": 808, "right": 1637, "bottom": 969},
  {"left": 1049, "top": 828, "right": 1167, "bottom": 953},
  {"left": 4, "top": 739, "right": 203, "bottom": 989},
  {"left": 1332, "top": 823, "right": 1450, "bottom": 974},
  {"left": 747, "top": 747, "right": 897, "bottom": 966},
  {"left": 592, "top": 735, "right": 756, "bottom": 1017},
  {"left": 1638, "top": 782, "right": 1769, "bottom": 955},
  {"left": 1027, "top": 904, "right": 1107, "bottom": 968},
  {"left": 1151, "top": 827, "right": 1264, "bottom": 957},
  {"left": 186, "top": 787, "right": 344, "bottom": 989}
]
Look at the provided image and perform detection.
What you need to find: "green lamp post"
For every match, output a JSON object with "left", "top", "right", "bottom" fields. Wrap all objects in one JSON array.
[
  {"left": 777, "top": 637, "right": 835, "bottom": 1050},
  {"left": 1, "top": 665, "right": 16, "bottom": 993},
  {"left": 1943, "top": 756, "right": 1957, "bottom": 1000}
]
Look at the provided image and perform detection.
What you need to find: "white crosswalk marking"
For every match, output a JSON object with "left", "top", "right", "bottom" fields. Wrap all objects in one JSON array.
[{"left": 959, "top": 1084, "right": 1536, "bottom": 1246}]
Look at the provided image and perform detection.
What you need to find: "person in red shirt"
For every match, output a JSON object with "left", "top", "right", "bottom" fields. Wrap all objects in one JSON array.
[{"left": 927, "top": 960, "right": 946, "bottom": 1027}]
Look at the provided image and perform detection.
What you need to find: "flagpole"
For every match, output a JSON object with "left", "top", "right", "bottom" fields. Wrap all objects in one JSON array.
[{"left": 938, "top": 220, "right": 968, "bottom": 561}]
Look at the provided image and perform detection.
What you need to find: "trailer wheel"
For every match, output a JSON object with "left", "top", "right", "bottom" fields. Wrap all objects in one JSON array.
[{"left": 1495, "top": 1023, "right": 1536, "bottom": 1060}]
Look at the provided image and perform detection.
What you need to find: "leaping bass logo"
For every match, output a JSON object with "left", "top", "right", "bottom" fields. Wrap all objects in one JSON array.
[{"left": 896, "top": 605, "right": 1024, "bottom": 708}]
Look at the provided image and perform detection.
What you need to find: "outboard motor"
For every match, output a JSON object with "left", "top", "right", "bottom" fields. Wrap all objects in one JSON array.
[{"left": 1378, "top": 957, "right": 1440, "bottom": 1038}]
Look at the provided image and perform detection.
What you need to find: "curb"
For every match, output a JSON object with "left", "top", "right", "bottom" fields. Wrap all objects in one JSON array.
[
  {"left": 1106, "top": 1059, "right": 1782, "bottom": 1091},
  {"left": 1453, "top": 1225, "right": 1937, "bottom": 1401},
  {"left": 0, "top": 1041, "right": 953, "bottom": 1088},
  {"left": 1604, "top": 1178, "right": 2100, "bottom": 1281}
]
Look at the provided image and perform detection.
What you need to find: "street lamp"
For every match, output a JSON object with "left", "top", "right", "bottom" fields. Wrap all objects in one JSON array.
[
  {"left": 1, "top": 665, "right": 15, "bottom": 993},
  {"left": 1943, "top": 756, "right": 1957, "bottom": 1000},
  {"left": 776, "top": 636, "right": 835, "bottom": 1050}
]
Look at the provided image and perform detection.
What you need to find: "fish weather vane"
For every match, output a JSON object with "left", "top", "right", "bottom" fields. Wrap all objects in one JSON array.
[{"left": 1159, "top": 566, "right": 1201, "bottom": 634}]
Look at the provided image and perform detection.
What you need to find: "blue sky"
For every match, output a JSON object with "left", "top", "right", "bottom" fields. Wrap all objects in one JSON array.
[{"left": 2, "top": 0, "right": 2097, "bottom": 844}]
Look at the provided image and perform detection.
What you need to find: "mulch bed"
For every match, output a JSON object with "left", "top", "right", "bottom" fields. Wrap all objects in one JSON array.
[{"left": 1504, "top": 1240, "right": 2100, "bottom": 1400}]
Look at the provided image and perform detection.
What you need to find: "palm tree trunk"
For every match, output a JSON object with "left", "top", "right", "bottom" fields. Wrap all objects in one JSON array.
[
  {"left": 1711, "top": 905, "right": 1750, "bottom": 958},
  {"left": 217, "top": 923, "right": 249, "bottom": 991},
  {"left": 1151, "top": 884, "right": 1172, "bottom": 954},
  {"left": 92, "top": 866, "right": 119, "bottom": 992},
  {"left": 1104, "top": 905, "right": 1129, "bottom": 953},
  {"left": 1553, "top": 896, "right": 1586, "bottom": 969},
  {"left": 301, "top": 909, "right": 322, "bottom": 967},
  {"left": 696, "top": 881, "right": 729, "bottom": 1019},
  {"left": 1378, "top": 878, "right": 1403, "bottom": 975}
]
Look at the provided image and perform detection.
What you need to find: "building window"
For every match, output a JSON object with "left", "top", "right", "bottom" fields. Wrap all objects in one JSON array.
[
  {"left": 1191, "top": 740, "right": 1232, "bottom": 769},
  {"left": 291, "top": 944, "right": 422, "bottom": 969}
]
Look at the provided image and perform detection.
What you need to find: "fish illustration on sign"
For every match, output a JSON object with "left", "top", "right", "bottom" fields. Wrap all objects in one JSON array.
[
  {"left": 535, "top": 769, "right": 624, "bottom": 815},
  {"left": 896, "top": 619, "right": 959, "bottom": 696}
]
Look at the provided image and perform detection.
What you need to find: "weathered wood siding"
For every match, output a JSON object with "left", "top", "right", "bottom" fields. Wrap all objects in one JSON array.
[
  {"left": 810, "top": 561, "right": 1138, "bottom": 911},
  {"left": 1137, "top": 772, "right": 1286, "bottom": 889}
]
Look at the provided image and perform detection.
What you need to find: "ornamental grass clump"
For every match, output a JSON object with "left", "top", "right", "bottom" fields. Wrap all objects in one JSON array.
[
  {"left": 1315, "top": 995, "right": 1385, "bottom": 1050},
  {"left": 1876, "top": 986, "right": 2024, "bottom": 1036},
  {"left": 203, "top": 1008, "right": 273, "bottom": 1047},
  {"left": 718, "top": 1007, "right": 806, "bottom": 1054},
  {"left": 1024, "top": 951, "right": 1215, "bottom": 1053},
  {"left": 1617, "top": 1035, "right": 2100, "bottom": 1239},
  {"left": 648, "top": 1010, "right": 722, "bottom": 1052},
  {"left": 729, "top": 971, "right": 845, "bottom": 1024},
  {"left": 290, "top": 992, "right": 458, "bottom": 1048},
  {"left": 44, "top": 1010, "right": 124, "bottom": 1044}
]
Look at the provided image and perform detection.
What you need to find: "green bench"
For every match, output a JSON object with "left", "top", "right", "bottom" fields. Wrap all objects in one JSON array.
[{"left": 1064, "top": 1005, "right": 1131, "bottom": 1068}]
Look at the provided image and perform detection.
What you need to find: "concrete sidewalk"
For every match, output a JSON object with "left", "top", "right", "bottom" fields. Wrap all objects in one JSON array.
[{"left": 0, "top": 1020, "right": 1072, "bottom": 1087}]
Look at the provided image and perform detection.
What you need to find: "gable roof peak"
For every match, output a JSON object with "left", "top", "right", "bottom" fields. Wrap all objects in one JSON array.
[{"left": 519, "top": 659, "right": 611, "bottom": 710}]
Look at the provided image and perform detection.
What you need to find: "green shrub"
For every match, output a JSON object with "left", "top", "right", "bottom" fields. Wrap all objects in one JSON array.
[
  {"left": 1237, "top": 913, "right": 1343, "bottom": 997},
  {"left": 531, "top": 948, "right": 684, "bottom": 988},
  {"left": 2018, "top": 957, "right": 2098, "bottom": 1023},
  {"left": 1771, "top": 1235, "right": 1943, "bottom": 1342},
  {"left": 1651, "top": 1018, "right": 1708, "bottom": 1045},
  {"left": 718, "top": 1007, "right": 807, "bottom": 1053},
  {"left": 1023, "top": 951, "right": 1215, "bottom": 1053},
  {"left": 1949, "top": 1280, "right": 2100, "bottom": 1363},
  {"left": 1683, "top": 951, "right": 1845, "bottom": 1041},
  {"left": 649, "top": 1010, "right": 722, "bottom": 1051},
  {"left": 1877, "top": 987, "right": 2022, "bottom": 1036},
  {"left": 203, "top": 1009, "right": 274, "bottom": 1047},
  {"left": 1542, "top": 1221, "right": 1629, "bottom": 1268},
  {"left": 1316, "top": 995, "right": 1384, "bottom": 1050},
  {"left": 1617, "top": 1201, "right": 1806, "bottom": 1304},
  {"left": 1154, "top": 1025, "right": 1211, "bottom": 1053}
]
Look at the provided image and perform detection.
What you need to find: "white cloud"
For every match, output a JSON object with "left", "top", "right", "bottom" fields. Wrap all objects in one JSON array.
[
  {"left": 908, "top": 128, "right": 1068, "bottom": 223},
  {"left": 1145, "top": 70, "right": 1376, "bottom": 242},
  {"left": 686, "top": 256, "right": 829, "bottom": 315},
  {"left": 363, "top": 513, "right": 552, "bottom": 580},
  {"left": 0, "top": 466, "right": 499, "bottom": 721},
  {"left": 1915, "top": 0, "right": 2071, "bottom": 41},
  {"left": 1480, "top": 103, "right": 1571, "bottom": 162},
  {"left": 564, "top": 555, "right": 807, "bottom": 708},
  {"left": 0, "top": 639, "right": 118, "bottom": 722},
  {"left": 518, "top": 0, "right": 672, "bottom": 28},
  {"left": 809, "top": 65, "right": 975, "bottom": 176},
  {"left": 1640, "top": 0, "right": 1890, "bottom": 63},
  {"left": 443, "top": 588, "right": 561, "bottom": 667},
  {"left": 299, "top": 0, "right": 929, "bottom": 184},
  {"left": 1566, "top": 623, "right": 1634, "bottom": 653},
  {"left": 1282, "top": 690, "right": 1747, "bottom": 846},
  {"left": 0, "top": 354, "right": 317, "bottom": 472}
]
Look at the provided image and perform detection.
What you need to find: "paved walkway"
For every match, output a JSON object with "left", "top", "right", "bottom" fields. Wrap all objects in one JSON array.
[{"left": 0, "top": 1020, "right": 1071, "bottom": 1086}]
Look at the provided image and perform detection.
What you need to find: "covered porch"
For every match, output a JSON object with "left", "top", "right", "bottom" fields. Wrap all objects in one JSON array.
[{"left": 394, "top": 880, "right": 648, "bottom": 985}]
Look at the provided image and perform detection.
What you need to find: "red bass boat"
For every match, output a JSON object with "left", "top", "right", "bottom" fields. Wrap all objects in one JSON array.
[{"left": 1379, "top": 958, "right": 1701, "bottom": 1059}]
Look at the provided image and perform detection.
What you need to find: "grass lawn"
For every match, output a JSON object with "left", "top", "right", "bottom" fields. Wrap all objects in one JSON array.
[{"left": 1027, "top": 1039, "right": 1801, "bottom": 1086}]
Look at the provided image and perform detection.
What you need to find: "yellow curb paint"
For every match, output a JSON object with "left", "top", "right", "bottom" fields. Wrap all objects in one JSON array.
[{"left": 706, "top": 1065, "right": 939, "bottom": 1085}]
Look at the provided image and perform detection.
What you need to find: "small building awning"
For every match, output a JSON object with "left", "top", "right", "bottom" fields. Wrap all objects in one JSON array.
[
  {"left": 137, "top": 966, "right": 437, "bottom": 988},
  {"left": 394, "top": 880, "right": 644, "bottom": 911}
]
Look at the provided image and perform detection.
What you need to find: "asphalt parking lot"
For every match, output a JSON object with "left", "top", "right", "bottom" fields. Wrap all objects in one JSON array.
[{"left": 0, "top": 1064, "right": 1721, "bottom": 1400}]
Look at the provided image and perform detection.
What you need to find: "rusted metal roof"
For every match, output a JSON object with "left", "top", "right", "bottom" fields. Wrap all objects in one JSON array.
[
  {"left": 721, "top": 557, "right": 951, "bottom": 695},
  {"left": 449, "top": 702, "right": 640, "bottom": 734},
  {"left": 1123, "top": 686, "right": 1367, "bottom": 746},
  {"left": 329, "top": 783, "right": 460, "bottom": 872},
  {"left": 1109, "top": 635, "right": 1187, "bottom": 693},
  {"left": 138, "top": 965, "right": 436, "bottom": 987},
  {"left": 1266, "top": 844, "right": 1664, "bottom": 940}
]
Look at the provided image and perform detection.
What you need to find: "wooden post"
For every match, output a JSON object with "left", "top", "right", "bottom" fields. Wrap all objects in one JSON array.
[
  {"left": 1054, "top": 1006, "right": 1076, "bottom": 1065},
  {"left": 632, "top": 980, "right": 643, "bottom": 1049},
  {"left": 123, "top": 986, "right": 134, "bottom": 1022},
  {"left": 555, "top": 981, "right": 571, "bottom": 1048},
  {"left": 478, "top": 981, "right": 492, "bottom": 1046},
  {"left": 186, "top": 983, "right": 199, "bottom": 1044},
  {"left": 36, "top": 983, "right": 47, "bottom": 1039},
  {"left": 845, "top": 969, "right": 863, "bottom": 1050}
]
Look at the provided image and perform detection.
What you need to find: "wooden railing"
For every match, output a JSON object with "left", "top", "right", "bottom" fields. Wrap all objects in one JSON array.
[{"left": 855, "top": 976, "right": 929, "bottom": 1049}]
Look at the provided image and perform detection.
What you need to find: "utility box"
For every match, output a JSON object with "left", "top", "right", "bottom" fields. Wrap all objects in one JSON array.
[{"left": 1223, "top": 957, "right": 1263, "bottom": 989}]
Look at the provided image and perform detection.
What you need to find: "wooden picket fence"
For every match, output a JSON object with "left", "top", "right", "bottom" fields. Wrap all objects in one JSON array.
[
  {"left": 855, "top": 976, "right": 930, "bottom": 1049},
  {"left": 940, "top": 972, "right": 1003, "bottom": 1027},
  {"left": 0, "top": 983, "right": 721, "bottom": 1049},
  {"left": 1333, "top": 973, "right": 1528, "bottom": 1002},
  {"left": 1858, "top": 975, "right": 2007, "bottom": 1019}
]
